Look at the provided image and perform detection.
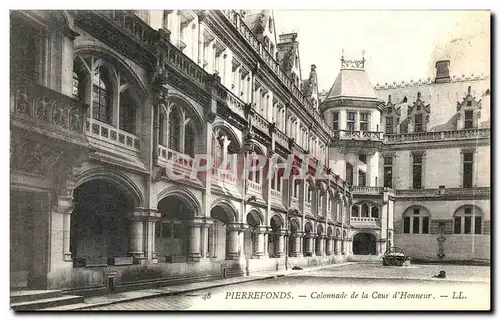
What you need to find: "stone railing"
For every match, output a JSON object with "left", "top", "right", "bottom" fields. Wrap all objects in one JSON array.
[
  {"left": 86, "top": 119, "right": 140, "bottom": 151},
  {"left": 384, "top": 129, "right": 490, "bottom": 143},
  {"left": 247, "top": 180, "right": 262, "bottom": 193},
  {"left": 351, "top": 186, "right": 385, "bottom": 195},
  {"left": 225, "top": 89, "right": 246, "bottom": 119},
  {"left": 220, "top": 10, "right": 334, "bottom": 136},
  {"left": 251, "top": 111, "right": 269, "bottom": 134},
  {"left": 11, "top": 81, "right": 87, "bottom": 135},
  {"left": 274, "top": 127, "right": 289, "bottom": 149},
  {"left": 334, "top": 130, "right": 383, "bottom": 141},
  {"left": 98, "top": 10, "right": 207, "bottom": 88},
  {"left": 350, "top": 217, "right": 380, "bottom": 223},
  {"left": 158, "top": 145, "right": 194, "bottom": 171},
  {"left": 395, "top": 187, "right": 490, "bottom": 198},
  {"left": 270, "top": 189, "right": 282, "bottom": 201}
]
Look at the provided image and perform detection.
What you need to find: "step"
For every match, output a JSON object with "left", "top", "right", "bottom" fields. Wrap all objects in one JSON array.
[
  {"left": 10, "top": 290, "right": 63, "bottom": 304},
  {"left": 11, "top": 295, "right": 84, "bottom": 311}
]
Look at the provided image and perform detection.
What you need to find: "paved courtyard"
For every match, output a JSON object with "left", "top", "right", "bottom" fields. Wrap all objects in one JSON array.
[{"left": 82, "top": 263, "right": 490, "bottom": 311}]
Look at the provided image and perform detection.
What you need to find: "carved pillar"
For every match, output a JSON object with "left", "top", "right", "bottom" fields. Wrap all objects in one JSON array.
[
  {"left": 275, "top": 229, "right": 286, "bottom": 257},
  {"left": 187, "top": 218, "right": 203, "bottom": 261},
  {"left": 253, "top": 226, "right": 267, "bottom": 258},
  {"left": 128, "top": 216, "right": 145, "bottom": 264},
  {"left": 226, "top": 223, "right": 241, "bottom": 260},
  {"left": 57, "top": 195, "right": 74, "bottom": 262},
  {"left": 291, "top": 232, "right": 303, "bottom": 257}
]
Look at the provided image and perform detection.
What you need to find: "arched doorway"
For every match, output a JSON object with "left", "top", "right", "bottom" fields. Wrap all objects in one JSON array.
[
  {"left": 244, "top": 210, "right": 263, "bottom": 258},
  {"left": 303, "top": 222, "right": 313, "bottom": 256},
  {"left": 269, "top": 214, "right": 284, "bottom": 257},
  {"left": 156, "top": 195, "right": 196, "bottom": 263},
  {"left": 288, "top": 219, "right": 300, "bottom": 257},
  {"left": 71, "top": 179, "right": 135, "bottom": 265},
  {"left": 353, "top": 233, "right": 377, "bottom": 255},
  {"left": 209, "top": 202, "right": 237, "bottom": 260}
]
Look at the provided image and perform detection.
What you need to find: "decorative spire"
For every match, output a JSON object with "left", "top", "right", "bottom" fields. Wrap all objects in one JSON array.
[{"left": 340, "top": 49, "right": 366, "bottom": 70}]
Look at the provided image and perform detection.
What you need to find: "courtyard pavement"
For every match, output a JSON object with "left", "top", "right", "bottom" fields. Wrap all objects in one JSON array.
[{"left": 44, "top": 262, "right": 490, "bottom": 311}]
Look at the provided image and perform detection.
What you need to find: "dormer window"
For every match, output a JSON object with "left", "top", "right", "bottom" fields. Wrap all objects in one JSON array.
[
  {"left": 467, "top": 101, "right": 472, "bottom": 106},
  {"left": 465, "top": 111, "right": 474, "bottom": 129}
]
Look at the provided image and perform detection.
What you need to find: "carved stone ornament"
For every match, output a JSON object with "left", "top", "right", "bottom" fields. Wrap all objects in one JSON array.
[
  {"left": 11, "top": 139, "right": 65, "bottom": 176},
  {"left": 206, "top": 111, "right": 217, "bottom": 123}
]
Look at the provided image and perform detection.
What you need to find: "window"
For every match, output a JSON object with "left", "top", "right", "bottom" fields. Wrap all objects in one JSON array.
[
  {"left": 184, "top": 125, "right": 195, "bottom": 157},
  {"left": 463, "top": 152, "right": 474, "bottom": 188},
  {"left": 92, "top": 66, "right": 112, "bottom": 123},
  {"left": 412, "top": 154, "right": 423, "bottom": 189},
  {"left": 358, "top": 154, "right": 367, "bottom": 163},
  {"left": 361, "top": 204, "right": 369, "bottom": 217},
  {"left": 403, "top": 207, "right": 430, "bottom": 234},
  {"left": 347, "top": 112, "right": 355, "bottom": 131},
  {"left": 387, "top": 106, "right": 393, "bottom": 114},
  {"left": 385, "top": 116, "right": 394, "bottom": 134},
  {"left": 465, "top": 110, "right": 474, "bottom": 129},
  {"left": 414, "top": 114, "right": 423, "bottom": 132},
  {"left": 352, "top": 206, "right": 359, "bottom": 217},
  {"left": 168, "top": 108, "right": 182, "bottom": 151},
  {"left": 332, "top": 112, "right": 339, "bottom": 130},
  {"left": 293, "top": 179, "right": 300, "bottom": 198},
  {"left": 346, "top": 163, "right": 353, "bottom": 186},
  {"left": 403, "top": 217, "right": 411, "bottom": 234},
  {"left": 360, "top": 112, "right": 369, "bottom": 131},
  {"left": 119, "top": 90, "right": 137, "bottom": 134},
  {"left": 454, "top": 206, "right": 482, "bottom": 234},
  {"left": 383, "top": 157, "right": 393, "bottom": 188},
  {"left": 307, "top": 183, "right": 313, "bottom": 203},
  {"left": 371, "top": 207, "right": 379, "bottom": 218},
  {"left": 358, "top": 170, "right": 366, "bottom": 187}
]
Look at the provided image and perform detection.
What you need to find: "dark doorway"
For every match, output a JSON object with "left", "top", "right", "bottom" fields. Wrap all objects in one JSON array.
[{"left": 353, "top": 233, "right": 377, "bottom": 255}]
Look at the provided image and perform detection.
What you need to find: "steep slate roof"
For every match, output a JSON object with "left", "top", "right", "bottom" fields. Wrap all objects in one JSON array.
[
  {"left": 324, "top": 68, "right": 378, "bottom": 102},
  {"left": 242, "top": 10, "right": 271, "bottom": 41}
]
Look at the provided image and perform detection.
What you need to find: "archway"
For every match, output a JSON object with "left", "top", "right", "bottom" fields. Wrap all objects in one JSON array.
[
  {"left": 156, "top": 194, "right": 197, "bottom": 262},
  {"left": 288, "top": 218, "right": 300, "bottom": 257},
  {"left": 315, "top": 224, "right": 324, "bottom": 256},
  {"left": 244, "top": 210, "right": 263, "bottom": 258},
  {"left": 71, "top": 179, "right": 135, "bottom": 265},
  {"left": 303, "top": 222, "right": 313, "bottom": 256},
  {"left": 209, "top": 201, "right": 237, "bottom": 260},
  {"left": 269, "top": 214, "right": 284, "bottom": 257},
  {"left": 353, "top": 233, "right": 377, "bottom": 255}
]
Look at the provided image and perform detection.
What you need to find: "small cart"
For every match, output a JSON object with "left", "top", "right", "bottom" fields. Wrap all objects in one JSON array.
[{"left": 382, "top": 247, "right": 407, "bottom": 266}]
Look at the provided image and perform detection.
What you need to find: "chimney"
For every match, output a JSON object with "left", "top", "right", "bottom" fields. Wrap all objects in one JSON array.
[
  {"left": 435, "top": 60, "right": 450, "bottom": 83},
  {"left": 279, "top": 32, "right": 298, "bottom": 44}
]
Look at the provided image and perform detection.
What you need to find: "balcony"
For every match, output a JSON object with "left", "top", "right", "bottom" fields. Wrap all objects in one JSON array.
[
  {"left": 351, "top": 186, "right": 386, "bottom": 195},
  {"left": 273, "top": 127, "right": 288, "bottom": 150},
  {"left": 247, "top": 180, "right": 262, "bottom": 195},
  {"left": 395, "top": 187, "right": 490, "bottom": 200},
  {"left": 334, "top": 130, "right": 383, "bottom": 141},
  {"left": 220, "top": 10, "right": 334, "bottom": 137},
  {"left": 85, "top": 119, "right": 140, "bottom": 158},
  {"left": 384, "top": 129, "right": 490, "bottom": 144},
  {"left": 350, "top": 216, "right": 380, "bottom": 228},
  {"left": 251, "top": 111, "right": 270, "bottom": 135},
  {"left": 11, "top": 81, "right": 88, "bottom": 146},
  {"left": 157, "top": 145, "right": 195, "bottom": 177}
]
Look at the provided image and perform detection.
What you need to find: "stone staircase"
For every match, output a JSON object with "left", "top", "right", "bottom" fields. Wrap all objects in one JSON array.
[{"left": 10, "top": 290, "right": 84, "bottom": 311}]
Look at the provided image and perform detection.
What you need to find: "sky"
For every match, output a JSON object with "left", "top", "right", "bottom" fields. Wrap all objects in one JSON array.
[{"left": 271, "top": 10, "right": 490, "bottom": 92}]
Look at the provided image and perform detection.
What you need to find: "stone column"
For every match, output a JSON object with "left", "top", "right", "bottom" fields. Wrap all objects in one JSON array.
[
  {"left": 57, "top": 195, "right": 73, "bottom": 262},
  {"left": 145, "top": 209, "right": 161, "bottom": 262},
  {"left": 275, "top": 230, "right": 286, "bottom": 257},
  {"left": 187, "top": 218, "right": 204, "bottom": 261},
  {"left": 307, "top": 234, "right": 315, "bottom": 256},
  {"left": 325, "top": 236, "right": 331, "bottom": 256},
  {"left": 334, "top": 238, "right": 339, "bottom": 255},
  {"left": 292, "top": 232, "right": 303, "bottom": 257},
  {"left": 226, "top": 223, "right": 241, "bottom": 260},
  {"left": 253, "top": 227, "right": 267, "bottom": 258},
  {"left": 128, "top": 217, "right": 145, "bottom": 264},
  {"left": 317, "top": 235, "right": 324, "bottom": 256}
]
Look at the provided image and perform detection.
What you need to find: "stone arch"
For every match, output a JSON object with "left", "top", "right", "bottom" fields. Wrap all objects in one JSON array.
[
  {"left": 289, "top": 218, "right": 300, "bottom": 233},
  {"left": 453, "top": 204, "right": 484, "bottom": 216},
  {"left": 168, "top": 93, "right": 205, "bottom": 134},
  {"left": 74, "top": 167, "right": 144, "bottom": 207},
  {"left": 304, "top": 221, "right": 313, "bottom": 234},
  {"left": 246, "top": 208, "right": 264, "bottom": 227},
  {"left": 352, "top": 230, "right": 380, "bottom": 241},
  {"left": 270, "top": 214, "right": 284, "bottom": 230},
  {"left": 73, "top": 45, "right": 149, "bottom": 97},
  {"left": 212, "top": 120, "right": 243, "bottom": 148},
  {"left": 352, "top": 232, "right": 378, "bottom": 255},
  {"left": 210, "top": 198, "right": 238, "bottom": 224},
  {"left": 316, "top": 223, "right": 324, "bottom": 236},
  {"left": 157, "top": 186, "right": 201, "bottom": 217}
]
